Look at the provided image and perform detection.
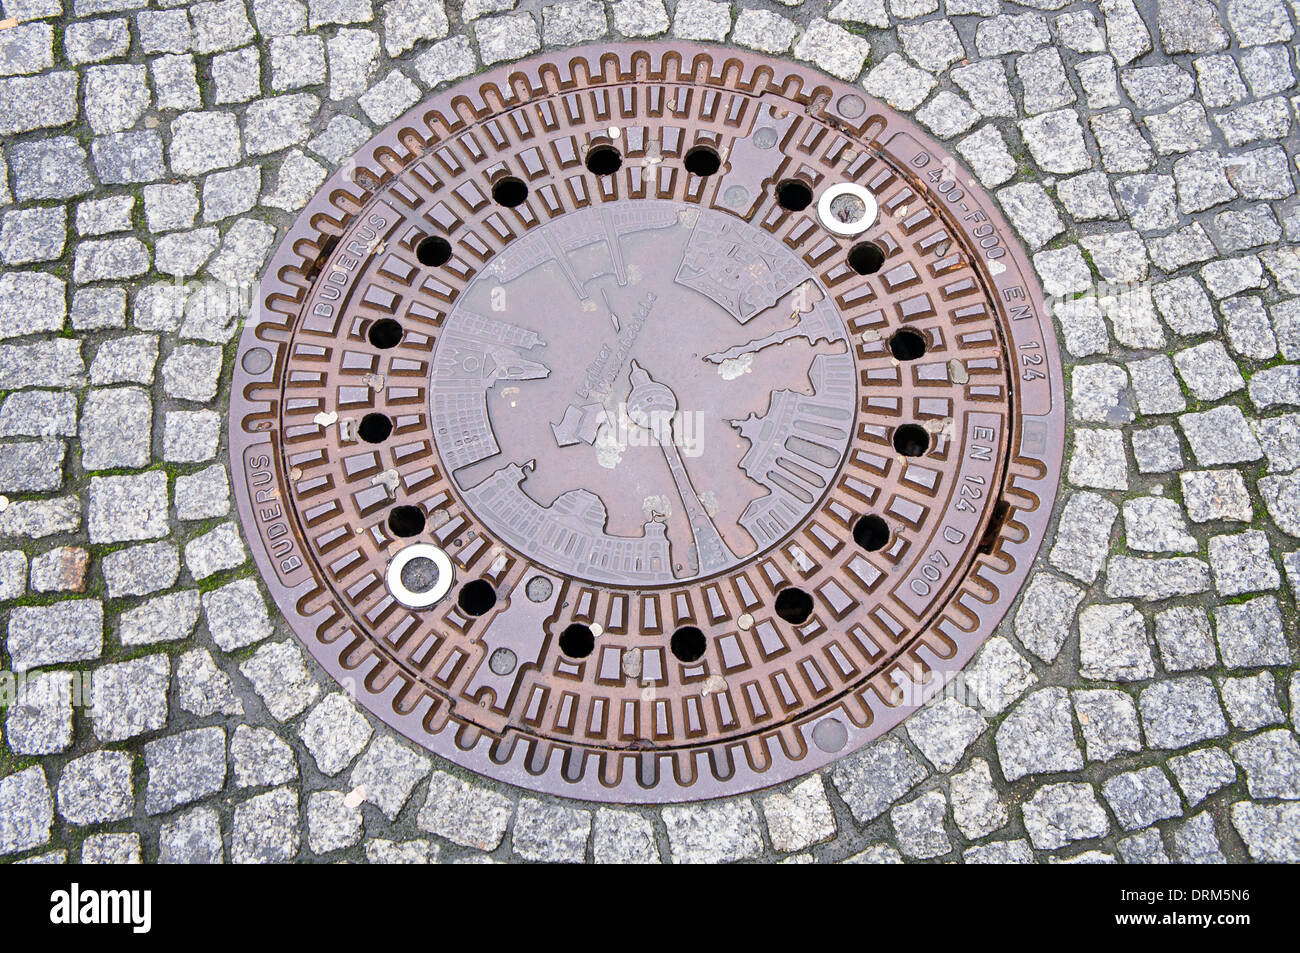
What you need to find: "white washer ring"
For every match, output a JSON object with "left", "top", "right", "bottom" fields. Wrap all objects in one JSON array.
[
  {"left": 386, "top": 543, "right": 454, "bottom": 609},
  {"left": 817, "top": 182, "right": 879, "bottom": 237}
]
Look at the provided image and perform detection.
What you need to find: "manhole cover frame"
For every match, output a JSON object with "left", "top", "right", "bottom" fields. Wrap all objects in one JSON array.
[{"left": 229, "top": 43, "right": 1065, "bottom": 803}]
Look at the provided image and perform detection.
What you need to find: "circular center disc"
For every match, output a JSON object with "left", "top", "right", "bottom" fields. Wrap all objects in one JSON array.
[
  {"left": 229, "top": 44, "right": 1064, "bottom": 803},
  {"left": 432, "top": 201, "right": 854, "bottom": 586}
]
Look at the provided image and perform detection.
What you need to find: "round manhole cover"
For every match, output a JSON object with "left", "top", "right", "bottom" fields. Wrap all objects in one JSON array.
[{"left": 230, "top": 44, "right": 1064, "bottom": 803}]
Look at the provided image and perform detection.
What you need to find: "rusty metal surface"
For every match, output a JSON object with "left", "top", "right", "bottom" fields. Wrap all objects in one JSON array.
[{"left": 229, "top": 44, "right": 1065, "bottom": 803}]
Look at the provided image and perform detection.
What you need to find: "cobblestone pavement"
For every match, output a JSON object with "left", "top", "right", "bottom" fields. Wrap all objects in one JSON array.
[{"left": 1, "top": 0, "right": 1298, "bottom": 865}]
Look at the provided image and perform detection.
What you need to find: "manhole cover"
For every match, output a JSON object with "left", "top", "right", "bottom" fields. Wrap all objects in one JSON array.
[{"left": 230, "top": 44, "right": 1064, "bottom": 802}]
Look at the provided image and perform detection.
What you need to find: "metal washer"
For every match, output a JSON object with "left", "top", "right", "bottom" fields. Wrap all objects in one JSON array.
[
  {"left": 817, "top": 182, "right": 880, "bottom": 237},
  {"left": 385, "top": 543, "right": 454, "bottom": 609}
]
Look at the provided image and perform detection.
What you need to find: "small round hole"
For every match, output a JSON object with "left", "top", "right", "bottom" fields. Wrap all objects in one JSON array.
[
  {"left": 684, "top": 145, "right": 721, "bottom": 177},
  {"left": 890, "top": 328, "right": 927, "bottom": 361},
  {"left": 585, "top": 144, "right": 623, "bottom": 176},
  {"left": 776, "top": 178, "right": 813, "bottom": 212},
  {"left": 670, "top": 626, "right": 707, "bottom": 663},
  {"left": 387, "top": 505, "right": 426, "bottom": 538},
  {"left": 358, "top": 412, "right": 393, "bottom": 444},
  {"left": 491, "top": 176, "right": 529, "bottom": 207},
  {"left": 457, "top": 579, "right": 497, "bottom": 616},
  {"left": 853, "top": 514, "right": 890, "bottom": 552},
  {"left": 558, "top": 622, "right": 595, "bottom": 659},
  {"left": 848, "top": 241, "right": 886, "bottom": 275},
  {"left": 774, "top": 587, "right": 814, "bottom": 625},
  {"left": 368, "top": 318, "right": 402, "bottom": 349},
  {"left": 398, "top": 555, "right": 442, "bottom": 594},
  {"left": 893, "top": 424, "right": 930, "bottom": 457},
  {"left": 489, "top": 647, "right": 517, "bottom": 675},
  {"left": 415, "top": 234, "right": 452, "bottom": 267}
]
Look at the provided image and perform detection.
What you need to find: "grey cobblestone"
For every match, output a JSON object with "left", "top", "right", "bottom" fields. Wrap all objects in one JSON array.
[
  {"left": 144, "top": 726, "right": 226, "bottom": 815},
  {"left": 1140, "top": 677, "right": 1228, "bottom": 749},
  {"left": 90, "top": 654, "right": 170, "bottom": 742},
  {"left": 120, "top": 589, "right": 201, "bottom": 647},
  {"left": 416, "top": 770, "right": 511, "bottom": 851},
  {"left": 1232, "top": 729, "right": 1300, "bottom": 799},
  {"left": 4, "top": 671, "right": 73, "bottom": 755},
  {"left": 1169, "top": 747, "right": 1237, "bottom": 806},
  {"left": 90, "top": 132, "right": 165, "bottom": 187},
  {"left": 306, "top": 791, "right": 363, "bottom": 854},
  {"left": 184, "top": 522, "right": 247, "bottom": 580},
  {"left": 996, "top": 687, "right": 1083, "bottom": 781},
  {"left": 239, "top": 640, "right": 320, "bottom": 720},
  {"left": 233, "top": 787, "right": 298, "bottom": 863},
  {"left": 177, "top": 648, "right": 244, "bottom": 717},
  {"left": 513, "top": 798, "right": 591, "bottom": 862},
  {"left": 364, "top": 838, "right": 434, "bottom": 863},
  {"left": 761, "top": 775, "right": 835, "bottom": 853},
  {"left": 662, "top": 799, "right": 763, "bottom": 864},
  {"left": 1101, "top": 767, "right": 1183, "bottom": 830},
  {"left": 1220, "top": 672, "right": 1285, "bottom": 730},
  {"left": 904, "top": 696, "right": 985, "bottom": 771},
  {"left": 232, "top": 724, "right": 298, "bottom": 788},
  {"left": 349, "top": 735, "right": 429, "bottom": 820},
  {"left": 202, "top": 578, "right": 271, "bottom": 650},
  {"left": 1023, "top": 782, "right": 1109, "bottom": 850},
  {"left": 56, "top": 751, "right": 133, "bottom": 825},
  {"left": 300, "top": 692, "right": 373, "bottom": 776},
  {"left": 1073, "top": 689, "right": 1141, "bottom": 762},
  {"left": 592, "top": 807, "right": 659, "bottom": 863},
  {"left": 1153, "top": 605, "right": 1217, "bottom": 671},
  {"left": 7, "top": 599, "right": 102, "bottom": 672},
  {"left": 1173, "top": 811, "right": 1225, "bottom": 863},
  {"left": 829, "top": 737, "right": 926, "bottom": 822},
  {"left": 890, "top": 790, "right": 950, "bottom": 859},
  {"left": 1231, "top": 802, "right": 1300, "bottom": 861},
  {"left": 158, "top": 807, "right": 223, "bottom": 864},
  {"left": 81, "top": 832, "right": 142, "bottom": 864},
  {"left": 89, "top": 472, "right": 169, "bottom": 544},
  {"left": 0, "top": 767, "right": 52, "bottom": 856},
  {"left": 949, "top": 758, "right": 1008, "bottom": 839},
  {"left": 1215, "top": 596, "right": 1290, "bottom": 668}
]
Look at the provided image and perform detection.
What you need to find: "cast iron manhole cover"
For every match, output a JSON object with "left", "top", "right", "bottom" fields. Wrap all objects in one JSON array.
[{"left": 231, "top": 44, "right": 1064, "bottom": 802}]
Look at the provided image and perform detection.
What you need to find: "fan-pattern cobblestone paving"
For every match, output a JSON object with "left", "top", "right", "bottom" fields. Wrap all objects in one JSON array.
[{"left": 0, "top": 0, "right": 1298, "bottom": 863}]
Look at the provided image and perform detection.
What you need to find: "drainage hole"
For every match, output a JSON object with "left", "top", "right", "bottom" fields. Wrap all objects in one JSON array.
[
  {"left": 776, "top": 178, "right": 814, "bottom": 212},
  {"left": 670, "top": 625, "right": 707, "bottom": 663},
  {"left": 683, "top": 144, "right": 721, "bottom": 177},
  {"left": 367, "top": 318, "right": 403, "bottom": 349},
  {"left": 387, "top": 505, "right": 425, "bottom": 538},
  {"left": 358, "top": 412, "right": 393, "bottom": 443},
  {"left": 415, "top": 234, "right": 452, "bottom": 267},
  {"left": 491, "top": 176, "right": 529, "bottom": 207},
  {"left": 304, "top": 235, "right": 339, "bottom": 281},
  {"left": 774, "top": 587, "right": 814, "bottom": 625},
  {"left": 399, "top": 555, "right": 441, "bottom": 593},
  {"left": 585, "top": 144, "right": 623, "bottom": 176},
  {"left": 558, "top": 622, "right": 596, "bottom": 659},
  {"left": 890, "top": 327, "right": 927, "bottom": 361},
  {"left": 457, "top": 578, "right": 497, "bottom": 616},
  {"left": 977, "top": 500, "right": 1011, "bottom": 555},
  {"left": 893, "top": 423, "right": 930, "bottom": 457},
  {"left": 848, "top": 240, "right": 885, "bottom": 275},
  {"left": 852, "top": 514, "right": 890, "bottom": 552}
]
